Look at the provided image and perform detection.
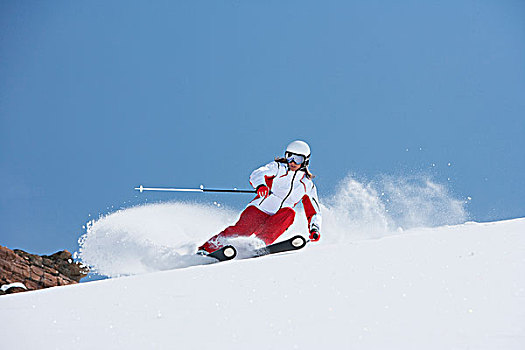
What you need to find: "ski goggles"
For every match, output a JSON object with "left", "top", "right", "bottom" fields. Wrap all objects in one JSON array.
[{"left": 286, "top": 153, "right": 306, "bottom": 165}]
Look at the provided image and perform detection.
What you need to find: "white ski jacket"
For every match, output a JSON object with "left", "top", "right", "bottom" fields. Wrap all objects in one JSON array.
[{"left": 248, "top": 161, "right": 322, "bottom": 233}]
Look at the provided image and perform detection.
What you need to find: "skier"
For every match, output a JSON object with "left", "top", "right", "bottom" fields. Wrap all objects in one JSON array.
[{"left": 197, "top": 140, "right": 322, "bottom": 255}]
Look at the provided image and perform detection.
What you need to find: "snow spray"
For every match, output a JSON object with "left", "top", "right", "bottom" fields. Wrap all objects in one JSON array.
[{"left": 77, "top": 174, "right": 468, "bottom": 277}]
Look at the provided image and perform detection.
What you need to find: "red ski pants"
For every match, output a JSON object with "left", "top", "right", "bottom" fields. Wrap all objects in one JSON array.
[{"left": 199, "top": 205, "right": 295, "bottom": 252}]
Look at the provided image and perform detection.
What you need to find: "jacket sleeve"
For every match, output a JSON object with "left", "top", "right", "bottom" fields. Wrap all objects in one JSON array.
[
  {"left": 302, "top": 182, "right": 322, "bottom": 232},
  {"left": 249, "top": 161, "right": 280, "bottom": 189}
]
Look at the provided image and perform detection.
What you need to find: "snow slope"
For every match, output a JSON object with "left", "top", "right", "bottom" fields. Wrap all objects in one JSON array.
[{"left": 1, "top": 218, "right": 524, "bottom": 349}]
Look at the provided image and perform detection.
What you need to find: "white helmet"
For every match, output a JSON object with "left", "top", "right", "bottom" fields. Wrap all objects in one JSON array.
[{"left": 285, "top": 140, "right": 311, "bottom": 166}]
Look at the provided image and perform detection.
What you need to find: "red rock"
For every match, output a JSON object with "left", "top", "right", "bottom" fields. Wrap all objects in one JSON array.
[
  {"left": 24, "top": 280, "right": 40, "bottom": 290},
  {"left": 42, "top": 273, "right": 58, "bottom": 287},
  {"left": 0, "top": 257, "right": 11, "bottom": 271},
  {"left": 0, "top": 245, "right": 88, "bottom": 295},
  {"left": 4, "top": 286, "right": 27, "bottom": 294},
  {"left": 10, "top": 264, "right": 30, "bottom": 279},
  {"left": 57, "top": 277, "right": 74, "bottom": 286},
  {"left": 30, "top": 265, "right": 45, "bottom": 279},
  {"left": 43, "top": 265, "right": 60, "bottom": 276}
]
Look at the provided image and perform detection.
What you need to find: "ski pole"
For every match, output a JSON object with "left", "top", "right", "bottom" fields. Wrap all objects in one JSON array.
[{"left": 134, "top": 185, "right": 256, "bottom": 194}]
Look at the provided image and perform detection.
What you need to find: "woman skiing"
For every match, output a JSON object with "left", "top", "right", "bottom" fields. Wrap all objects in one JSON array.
[{"left": 198, "top": 140, "right": 322, "bottom": 254}]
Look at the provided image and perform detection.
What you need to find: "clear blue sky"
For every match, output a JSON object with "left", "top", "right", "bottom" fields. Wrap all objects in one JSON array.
[{"left": 1, "top": 0, "right": 524, "bottom": 254}]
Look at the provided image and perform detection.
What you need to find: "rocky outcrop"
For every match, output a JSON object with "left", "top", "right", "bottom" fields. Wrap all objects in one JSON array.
[{"left": 0, "top": 245, "right": 89, "bottom": 295}]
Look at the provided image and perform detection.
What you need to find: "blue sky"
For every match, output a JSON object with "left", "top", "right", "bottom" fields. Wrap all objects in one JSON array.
[{"left": 1, "top": 0, "right": 524, "bottom": 254}]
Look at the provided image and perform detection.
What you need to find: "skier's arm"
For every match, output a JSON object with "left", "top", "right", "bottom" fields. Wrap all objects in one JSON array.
[
  {"left": 302, "top": 183, "right": 322, "bottom": 241},
  {"left": 249, "top": 161, "right": 280, "bottom": 190}
]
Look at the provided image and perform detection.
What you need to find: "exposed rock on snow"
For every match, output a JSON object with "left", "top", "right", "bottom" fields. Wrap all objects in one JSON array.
[{"left": 0, "top": 245, "right": 88, "bottom": 295}]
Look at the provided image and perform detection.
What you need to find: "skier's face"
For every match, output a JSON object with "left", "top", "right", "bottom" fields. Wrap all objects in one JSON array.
[{"left": 288, "top": 160, "right": 301, "bottom": 171}]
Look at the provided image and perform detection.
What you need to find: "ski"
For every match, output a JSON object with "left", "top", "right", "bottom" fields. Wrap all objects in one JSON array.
[
  {"left": 199, "top": 236, "right": 306, "bottom": 263},
  {"left": 252, "top": 235, "right": 307, "bottom": 258},
  {"left": 207, "top": 245, "right": 237, "bottom": 262}
]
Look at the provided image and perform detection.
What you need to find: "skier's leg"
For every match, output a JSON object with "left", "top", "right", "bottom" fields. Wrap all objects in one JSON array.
[
  {"left": 198, "top": 206, "right": 268, "bottom": 252},
  {"left": 254, "top": 207, "right": 295, "bottom": 245}
]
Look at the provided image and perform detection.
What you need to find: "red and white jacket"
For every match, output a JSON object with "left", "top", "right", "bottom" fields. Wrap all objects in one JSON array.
[{"left": 248, "top": 161, "right": 322, "bottom": 233}]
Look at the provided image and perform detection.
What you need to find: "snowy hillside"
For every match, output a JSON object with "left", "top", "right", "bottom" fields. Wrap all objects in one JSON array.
[{"left": 1, "top": 218, "right": 524, "bottom": 349}]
